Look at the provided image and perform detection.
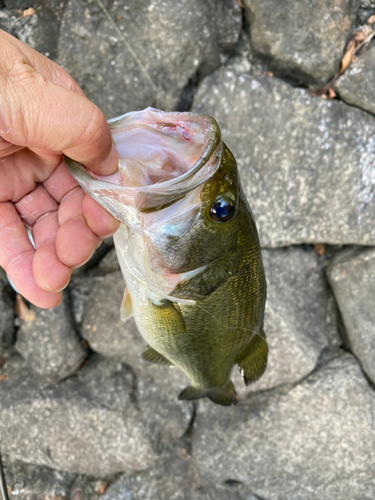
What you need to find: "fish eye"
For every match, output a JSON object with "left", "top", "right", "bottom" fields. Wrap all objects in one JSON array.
[{"left": 209, "top": 197, "right": 236, "bottom": 222}]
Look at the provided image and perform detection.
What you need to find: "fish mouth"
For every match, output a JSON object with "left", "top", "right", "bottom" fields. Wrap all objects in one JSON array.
[{"left": 64, "top": 107, "right": 222, "bottom": 224}]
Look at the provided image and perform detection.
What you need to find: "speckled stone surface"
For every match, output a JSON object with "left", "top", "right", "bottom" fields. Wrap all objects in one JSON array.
[
  {"left": 0, "top": 354, "right": 193, "bottom": 476},
  {"left": 193, "top": 68, "right": 375, "bottom": 247},
  {"left": 243, "top": 0, "right": 359, "bottom": 86},
  {"left": 1, "top": 1, "right": 375, "bottom": 498},
  {"left": 335, "top": 43, "right": 375, "bottom": 116},
  {"left": 193, "top": 354, "right": 375, "bottom": 500},
  {"left": 327, "top": 246, "right": 375, "bottom": 384}
]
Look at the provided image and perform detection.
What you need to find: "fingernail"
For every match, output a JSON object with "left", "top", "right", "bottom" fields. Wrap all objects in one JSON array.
[{"left": 100, "top": 141, "right": 119, "bottom": 175}]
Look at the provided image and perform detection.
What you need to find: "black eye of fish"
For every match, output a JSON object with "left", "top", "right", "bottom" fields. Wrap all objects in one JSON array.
[{"left": 209, "top": 198, "right": 235, "bottom": 222}]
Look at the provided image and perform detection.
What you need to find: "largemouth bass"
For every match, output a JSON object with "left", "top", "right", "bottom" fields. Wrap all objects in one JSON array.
[{"left": 65, "top": 107, "right": 267, "bottom": 406}]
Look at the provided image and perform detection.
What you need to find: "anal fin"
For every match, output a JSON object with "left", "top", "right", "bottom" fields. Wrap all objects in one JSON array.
[
  {"left": 120, "top": 287, "right": 133, "bottom": 322},
  {"left": 142, "top": 346, "right": 173, "bottom": 366},
  {"left": 237, "top": 329, "right": 268, "bottom": 386}
]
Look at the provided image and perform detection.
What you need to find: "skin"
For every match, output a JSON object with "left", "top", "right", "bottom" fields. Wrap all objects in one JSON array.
[{"left": 0, "top": 29, "right": 120, "bottom": 308}]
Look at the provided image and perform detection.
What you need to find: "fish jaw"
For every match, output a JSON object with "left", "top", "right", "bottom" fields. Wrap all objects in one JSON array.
[{"left": 64, "top": 107, "right": 222, "bottom": 223}]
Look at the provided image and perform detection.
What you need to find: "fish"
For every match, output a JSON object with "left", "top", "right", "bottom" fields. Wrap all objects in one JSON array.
[{"left": 65, "top": 107, "right": 267, "bottom": 406}]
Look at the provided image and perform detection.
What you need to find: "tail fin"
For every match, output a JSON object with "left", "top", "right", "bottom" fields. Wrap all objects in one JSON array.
[
  {"left": 209, "top": 380, "right": 239, "bottom": 406},
  {"left": 178, "top": 380, "right": 239, "bottom": 406}
]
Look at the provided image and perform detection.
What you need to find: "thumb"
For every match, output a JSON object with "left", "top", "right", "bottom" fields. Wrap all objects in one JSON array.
[{"left": 0, "top": 34, "right": 118, "bottom": 174}]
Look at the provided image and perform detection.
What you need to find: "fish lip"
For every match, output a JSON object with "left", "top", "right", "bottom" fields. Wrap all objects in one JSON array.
[{"left": 64, "top": 107, "right": 222, "bottom": 213}]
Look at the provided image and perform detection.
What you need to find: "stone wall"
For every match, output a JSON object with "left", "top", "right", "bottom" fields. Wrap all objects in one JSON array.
[{"left": 1, "top": 1, "right": 375, "bottom": 498}]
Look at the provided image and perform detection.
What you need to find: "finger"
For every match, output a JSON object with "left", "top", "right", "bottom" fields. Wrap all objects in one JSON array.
[
  {"left": 56, "top": 188, "right": 101, "bottom": 268},
  {"left": 82, "top": 194, "right": 120, "bottom": 238},
  {"left": 0, "top": 201, "right": 61, "bottom": 308},
  {"left": 0, "top": 52, "right": 118, "bottom": 175},
  {"left": 32, "top": 211, "right": 72, "bottom": 292},
  {"left": 14, "top": 184, "right": 58, "bottom": 226},
  {"left": 33, "top": 239, "right": 72, "bottom": 292},
  {"left": 0, "top": 148, "right": 61, "bottom": 203},
  {"left": 43, "top": 159, "right": 81, "bottom": 203}
]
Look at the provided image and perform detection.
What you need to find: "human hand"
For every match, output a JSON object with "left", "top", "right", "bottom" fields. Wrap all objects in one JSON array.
[{"left": 0, "top": 30, "right": 120, "bottom": 308}]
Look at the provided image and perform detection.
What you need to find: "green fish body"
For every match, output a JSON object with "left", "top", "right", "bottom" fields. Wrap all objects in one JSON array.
[{"left": 65, "top": 108, "right": 267, "bottom": 406}]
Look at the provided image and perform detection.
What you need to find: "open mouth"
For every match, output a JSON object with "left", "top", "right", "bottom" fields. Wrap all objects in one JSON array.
[
  {"left": 110, "top": 108, "right": 213, "bottom": 187},
  {"left": 65, "top": 107, "right": 222, "bottom": 215}
]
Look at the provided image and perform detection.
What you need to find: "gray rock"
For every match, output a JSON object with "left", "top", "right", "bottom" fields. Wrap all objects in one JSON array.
[
  {"left": 0, "top": 270, "right": 15, "bottom": 357},
  {"left": 98, "top": 247, "right": 120, "bottom": 273},
  {"left": 0, "top": 458, "right": 110, "bottom": 499},
  {"left": 357, "top": 7, "right": 375, "bottom": 25},
  {"left": 69, "top": 275, "right": 99, "bottom": 329},
  {"left": 81, "top": 271, "right": 128, "bottom": 358},
  {"left": 56, "top": 0, "right": 241, "bottom": 117},
  {"left": 193, "top": 69, "right": 375, "bottom": 247},
  {"left": 0, "top": 354, "right": 193, "bottom": 476},
  {"left": 70, "top": 475, "right": 111, "bottom": 500},
  {"left": 0, "top": 0, "right": 68, "bottom": 59},
  {"left": 15, "top": 292, "right": 87, "bottom": 383},
  {"left": 243, "top": 0, "right": 359, "bottom": 86},
  {"left": 361, "top": 0, "right": 375, "bottom": 7},
  {"left": 101, "top": 446, "right": 260, "bottom": 500},
  {"left": 0, "top": 459, "right": 75, "bottom": 500},
  {"left": 193, "top": 353, "right": 375, "bottom": 500},
  {"left": 326, "top": 246, "right": 375, "bottom": 384},
  {"left": 335, "top": 43, "right": 375, "bottom": 115},
  {"left": 233, "top": 247, "right": 340, "bottom": 395}
]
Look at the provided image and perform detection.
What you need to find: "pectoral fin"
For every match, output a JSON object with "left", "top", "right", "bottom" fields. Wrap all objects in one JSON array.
[
  {"left": 237, "top": 330, "right": 268, "bottom": 385},
  {"left": 142, "top": 346, "right": 173, "bottom": 366},
  {"left": 120, "top": 287, "right": 133, "bottom": 322}
]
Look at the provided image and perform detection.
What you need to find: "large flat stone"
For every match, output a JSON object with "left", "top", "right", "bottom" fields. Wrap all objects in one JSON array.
[
  {"left": 193, "top": 69, "right": 375, "bottom": 247},
  {"left": 193, "top": 354, "right": 375, "bottom": 500},
  {"left": 0, "top": 459, "right": 110, "bottom": 499},
  {"left": 326, "top": 246, "right": 375, "bottom": 384},
  {"left": 0, "top": 0, "right": 68, "bottom": 59},
  {"left": 15, "top": 292, "right": 87, "bottom": 383},
  {"left": 335, "top": 43, "right": 375, "bottom": 116},
  {"left": 0, "top": 354, "right": 193, "bottom": 476},
  {"left": 56, "top": 0, "right": 241, "bottom": 116},
  {"left": 101, "top": 445, "right": 261, "bottom": 500},
  {"left": 243, "top": 0, "right": 359, "bottom": 86}
]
